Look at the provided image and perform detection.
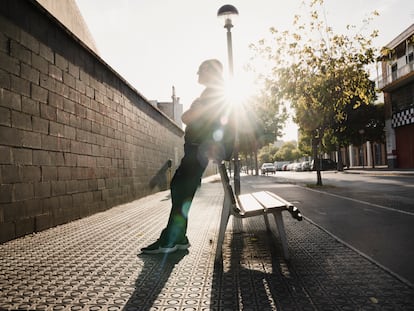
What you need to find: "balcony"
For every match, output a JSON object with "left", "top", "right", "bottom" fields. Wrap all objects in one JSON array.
[{"left": 377, "top": 62, "right": 414, "bottom": 91}]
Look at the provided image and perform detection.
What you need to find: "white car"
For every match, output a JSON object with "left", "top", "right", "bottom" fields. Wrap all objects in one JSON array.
[{"left": 261, "top": 163, "right": 276, "bottom": 174}]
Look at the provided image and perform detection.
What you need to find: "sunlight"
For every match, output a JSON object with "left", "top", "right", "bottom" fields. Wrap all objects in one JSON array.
[{"left": 224, "top": 71, "right": 258, "bottom": 107}]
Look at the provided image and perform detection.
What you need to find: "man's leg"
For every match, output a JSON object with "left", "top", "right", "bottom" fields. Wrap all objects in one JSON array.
[
  {"left": 164, "top": 148, "right": 207, "bottom": 244},
  {"left": 141, "top": 146, "right": 207, "bottom": 254}
]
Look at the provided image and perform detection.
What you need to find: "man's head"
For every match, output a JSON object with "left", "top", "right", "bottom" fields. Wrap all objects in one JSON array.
[{"left": 197, "top": 59, "right": 224, "bottom": 86}]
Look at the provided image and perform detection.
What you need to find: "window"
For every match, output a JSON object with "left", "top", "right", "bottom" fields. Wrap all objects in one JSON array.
[
  {"left": 391, "top": 63, "right": 398, "bottom": 81},
  {"left": 408, "top": 52, "right": 414, "bottom": 63}
]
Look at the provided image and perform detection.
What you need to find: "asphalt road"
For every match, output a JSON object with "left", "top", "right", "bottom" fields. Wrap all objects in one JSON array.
[{"left": 239, "top": 170, "right": 414, "bottom": 286}]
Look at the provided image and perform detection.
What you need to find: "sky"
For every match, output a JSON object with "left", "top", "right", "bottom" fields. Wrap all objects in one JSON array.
[{"left": 75, "top": 0, "right": 413, "bottom": 141}]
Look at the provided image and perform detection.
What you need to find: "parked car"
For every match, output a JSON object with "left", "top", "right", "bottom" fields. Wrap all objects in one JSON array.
[
  {"left": 261, "top": 163, "right": 276, "bottom": 174},
  {"left": 301, "top": 161, "right": 311, "bottom": 171},
  {"left": 281, "top": 163, "right": 290, "bottom": 171},
  {"left": 274, "top": 161, "right": 291, "bottom": 171},
  {"left": 292, "top": 162, "right": 303, "bottom": 171},
  {"left": 311, "top": 159, "right": 337, "bottom": 171}
]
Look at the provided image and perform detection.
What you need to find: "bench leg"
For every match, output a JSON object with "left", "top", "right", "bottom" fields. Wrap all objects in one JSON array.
[
  {"left": 272, "top": 211, "right": 290, "bottom": 260},
  {"left": 263, "top": 214, "right": 271, "bottom": 231},
  {"left": 215, "top": 198, "right": 231, "bottom": 262}
]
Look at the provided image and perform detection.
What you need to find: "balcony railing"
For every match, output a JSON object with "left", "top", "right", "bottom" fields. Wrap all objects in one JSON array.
[{"left": 377, "top": 62, "right": 414, "bottom": 89}]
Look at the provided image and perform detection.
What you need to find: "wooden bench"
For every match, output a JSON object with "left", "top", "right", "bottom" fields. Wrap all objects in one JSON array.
[{"left": 215, "top": 162, "right": 303, "bottom": 261}]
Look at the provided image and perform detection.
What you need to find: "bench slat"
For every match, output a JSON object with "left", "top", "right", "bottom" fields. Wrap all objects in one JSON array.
[
  {"left": 237, "top": 193, "right": 266, "bottom": 217},
  {"left": 251, "top": 191, "right": 287, "bottom": 210}
]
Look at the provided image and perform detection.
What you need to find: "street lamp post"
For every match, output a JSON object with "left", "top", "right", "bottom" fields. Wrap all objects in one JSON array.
[{"left": 217, "top": 4, "right": 240, "bottom": 195}]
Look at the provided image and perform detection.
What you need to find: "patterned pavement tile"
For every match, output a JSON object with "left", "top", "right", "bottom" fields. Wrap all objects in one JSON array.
[{"left": 1, "top": 182, "right": 413, "bottom": 311}]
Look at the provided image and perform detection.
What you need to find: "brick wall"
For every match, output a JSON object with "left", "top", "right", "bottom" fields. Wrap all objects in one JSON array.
[{"left": 0, "top": 0, "right": 184, "bottom": 242}]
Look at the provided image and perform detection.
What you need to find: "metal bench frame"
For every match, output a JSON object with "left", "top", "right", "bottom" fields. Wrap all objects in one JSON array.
[{"left": 215, "top": 162, "right": 302, "bottom": 262}]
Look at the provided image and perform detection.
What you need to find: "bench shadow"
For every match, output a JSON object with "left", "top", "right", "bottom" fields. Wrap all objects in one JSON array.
[
  {"left": 123, "top": 250, "right": 188, "bottom": 310},
  {"left": 211, "top": 218, "right": 307, "bottom": 310}
]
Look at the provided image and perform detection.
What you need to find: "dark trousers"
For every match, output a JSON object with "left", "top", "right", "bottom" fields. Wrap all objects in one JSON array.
[{"left": 163, "top": 143, "right": 208, "bottom": 243}]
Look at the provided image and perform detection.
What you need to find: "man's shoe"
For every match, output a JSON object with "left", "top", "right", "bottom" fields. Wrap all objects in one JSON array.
[
  {"left": 141, "top": 236, "right": 191, "bottom": 254},
  {"left": 141, "top": 239, "right": 177, "bottom": 254},
  {"left": 176, "top": 236, "right": 191, "bottom": 250}
]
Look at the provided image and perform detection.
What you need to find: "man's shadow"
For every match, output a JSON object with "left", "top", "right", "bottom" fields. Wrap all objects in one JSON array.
[
  {"left": 149, "top": 160, "right": 172, "bottom": 191},
  {"left": 211, "top": 217, "right": 303, "bottom": 310},
  {"left": 123, "top": 250, "right": 188, "bottom": 310}
]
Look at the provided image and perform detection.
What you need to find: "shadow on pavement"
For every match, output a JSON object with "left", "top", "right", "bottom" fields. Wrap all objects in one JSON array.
[
  {"left": 123, "top": 250, "right": 188, "bottom": 310},
  {"left": 210, "top": 218, "right": 312, "bottom": 310}
]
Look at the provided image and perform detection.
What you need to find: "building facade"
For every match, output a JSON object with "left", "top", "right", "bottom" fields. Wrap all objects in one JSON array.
[
  {"left": 378, "top": 24, "right": 414, "bottom": 168},
  {"left": 149, "top": 86, "right": 183, "bottom": 129}
]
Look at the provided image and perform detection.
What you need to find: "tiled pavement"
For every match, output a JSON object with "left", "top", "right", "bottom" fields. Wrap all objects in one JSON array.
[{"left": 1, "top": 179, "right": 414, "bottom": 311}]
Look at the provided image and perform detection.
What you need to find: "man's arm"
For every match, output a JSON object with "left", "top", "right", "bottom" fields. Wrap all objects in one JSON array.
[{"left": 181, "top": 100, "right": 207, "bottom": 125}]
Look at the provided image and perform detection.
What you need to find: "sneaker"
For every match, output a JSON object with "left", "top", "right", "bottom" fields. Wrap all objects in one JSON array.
[
  {"left": 175, "top": 236, "right": 191, "bottom": 250},
  {"left": 141, "top": 236, "right": 191, "bottom": 254},
  {"left": 141, "top": 239, "right": 177, "bottom": 254}
]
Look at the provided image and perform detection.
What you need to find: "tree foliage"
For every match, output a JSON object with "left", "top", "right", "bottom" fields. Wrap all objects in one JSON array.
[{"left": 249, "top": 0, "right": 379, "bottom": 185}]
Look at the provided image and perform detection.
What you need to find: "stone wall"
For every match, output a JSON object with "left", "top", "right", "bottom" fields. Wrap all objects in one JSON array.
[{"left": 0, "top": 0, "right": 184, "bottom": 242}]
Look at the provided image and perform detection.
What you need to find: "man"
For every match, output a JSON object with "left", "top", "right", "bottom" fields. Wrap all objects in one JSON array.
[{"left": 141, "top": 59, "right": 234, "bottom": 254}]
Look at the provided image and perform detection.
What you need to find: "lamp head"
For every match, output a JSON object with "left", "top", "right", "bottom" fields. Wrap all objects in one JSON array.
[{"left": 217, "top": 4, "right": 239, "bottom": 29}]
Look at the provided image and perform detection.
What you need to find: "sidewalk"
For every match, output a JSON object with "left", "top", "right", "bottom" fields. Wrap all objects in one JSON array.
[
  {"left": 1, "top": 178, "right": 414, "bottom": 310},
  {"left": 343, "top": 166, "right": 414, "bottom": 176}
]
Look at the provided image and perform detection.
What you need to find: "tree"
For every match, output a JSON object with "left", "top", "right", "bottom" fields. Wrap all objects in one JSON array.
[
  {"left": 275, "top": 141, "right": 302, "bottom": 162},
  {"left": 249, "top": 0, "right": 379, "bottom": 185},
  {"left": 258, "top": 144, "right": 279, "bottom": 164}
]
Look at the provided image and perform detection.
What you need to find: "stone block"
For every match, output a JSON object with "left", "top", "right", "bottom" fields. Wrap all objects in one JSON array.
[
  {"left": 15, "top": 217, "right": 35, "bottom": 237},
  {"left": 32, "top": 53, "right": 49, "bottom": 74},
  {"left": 11, "top": 74, "right": 30, "bottom": 97},
  {"left": 63, "top": 98, "right": 75, "bottom": 114},
  {"left": 0, "top": 106, "right": 11, "bottom": 126},
  {"left": 41, "top": 135, "right": 68, "bottom": 152},
  {"left": 48, "top": 64, "right": 63, "bottom": 82},
  {"left": 34, "top": 214, "right": 53, "bottom": 232},
  {"left": 11, "top": 110, "right": 32, "bottom": 130},
  {"left": 0, "top": 32, "right": 8, "bottom": 54},
  {"left": 0, "top": 87, "right": 21, "bottom": 110},
  {"left": 0, "top": 221, "right": 15, "bottom": 243},
  {"left": 55, "top": 54, "right": 68, "bottom": 72},
  {"left": 12, "top": 148, "right": 32, "bottom": 165},
  {"left": 0, "top": 146, "right": 12, "bottom": 164},
  {"left": 13, "top": 183, "right": 34, "bottom": 201},
  {"left": 50, "top": 152, "right": 65, "bottom": 166},
  {"left": 48, "top": 92, "right": 63, "bottom": 109},
  {"left": 56, "top": 109, "right": 70, "bottom": 125},
  {"left": 51, "top": 180, "right": 66, "bottom": 196},
  {"left": 40, "top": 103, "right": 57, "bottom": 121},
  {"left": 33, "top": 150, "right": 51, "bottom": 165},
  {"left": 34, "top": 181, "right": 51, "bottom": 198},
  {"left": 10, "top": 41, "right": 31, "bottom": 65},
  {"left": 0, "top": 68, "right": 11, "bottom": 89},
  {"left": 57, "top": 166, "right": 71, "bottom": 180},
  {"left": 41, "top": 166, "right": 57, "bottom": 181},
  {"left": 21, "top": 63, "right": 40, "bottom": 84},
  {"left": 21, "top": 131, "right": 41, "bottom": 149},
  {"left": 63, "top": 72, "right": 75, "bottom": 89},
  {"left": 20, "top": 165, "right": 41, "bottom": 182},
  {"left": 32, "top": 116, "right": 49, "bottom": 134},
  {"left": 63, "top": 153, "right": 77, "bottom": 167},
  {"left": 21, "top": 96, "right": 39, "bottom": 116},
  {"left": 0, "top": 184, "right": 12, "bottom": 203},
  {"left": 20, "top": 31, "right": 39, "bottom": 54},
  {"left": 31, "top": 84, "right": 48, "bottom": 103},
  {"left": 49, "top": 121, "right": 64, "bottom": 137},
  {"left": 1, "top": 165, "right": 21, "bottom": 183},
  {"left": 0, "top": 51, "right": 20, "bottom": 75},
  {"left": 39, "top": 43, "right": 54, "bottom": 63}
]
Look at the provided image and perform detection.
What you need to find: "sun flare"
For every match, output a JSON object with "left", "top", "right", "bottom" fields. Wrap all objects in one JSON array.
[{"left": 224, "top": 72, "right": 258, "bottom": 107}]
